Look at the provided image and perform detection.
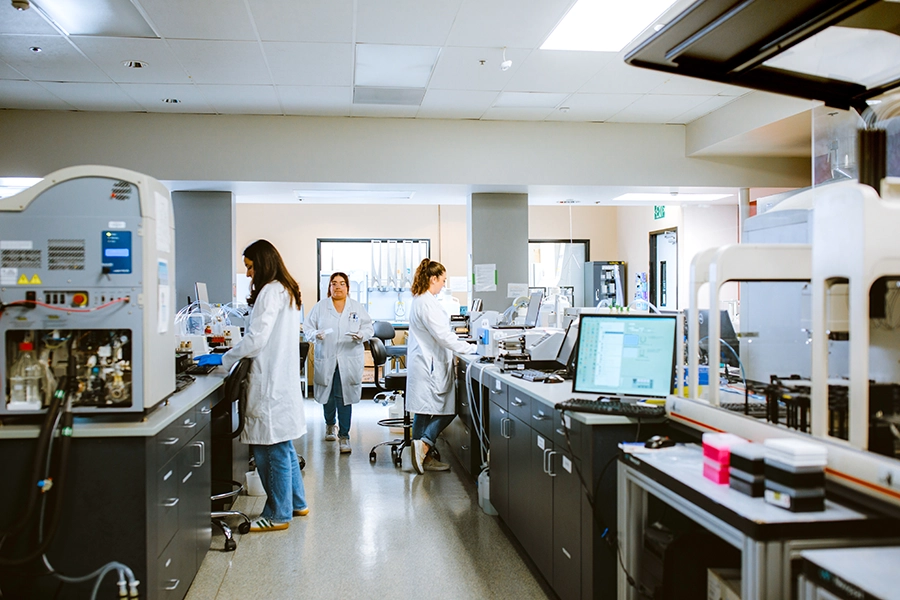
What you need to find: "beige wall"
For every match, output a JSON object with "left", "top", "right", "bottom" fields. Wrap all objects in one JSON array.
[{"left": 528, "top": 205, "right": 619, "bottom": 260}]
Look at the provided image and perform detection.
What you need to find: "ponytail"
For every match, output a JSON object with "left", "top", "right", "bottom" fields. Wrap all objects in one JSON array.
[{"left": 411, "top": 258, "right": 445, "bottom": 296}]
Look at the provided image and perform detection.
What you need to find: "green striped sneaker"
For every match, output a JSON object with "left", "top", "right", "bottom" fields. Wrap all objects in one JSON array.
[{"left": 249, "top": 518, "right": 289, "bottom": 532}]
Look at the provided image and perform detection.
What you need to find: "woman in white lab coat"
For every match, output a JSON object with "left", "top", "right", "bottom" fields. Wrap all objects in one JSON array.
[
  {"left": 305, "top": 272, "right": 374, "bottom": 454},
  {"left": 221, "top": 239, "right": 308, "bottom": 532},
  {"left": 407, "top": 258, "right": 477, "bottom": 474}
]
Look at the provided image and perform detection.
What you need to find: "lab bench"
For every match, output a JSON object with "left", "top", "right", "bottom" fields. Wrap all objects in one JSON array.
[
  {"left": 617, "top": 444, "right": 900, "bottom": 600},
  {"left": 797, "top": 546, "right": 900, "bottom": 600},
  {"left": 451, "top": 354, "right": 668, "bottom": 600},
  {"left": 0, "top": 372, "right": 227, "bottom": 600}
]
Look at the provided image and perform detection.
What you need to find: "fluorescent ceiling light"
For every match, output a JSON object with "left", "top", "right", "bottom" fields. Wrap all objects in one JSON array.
[
  {"left": 0, "top": 177, "right": 42, "bottom": 199},
  {"left": 764, "top": 27, "right": 900, "bottom": 89},
  {"left": 493, "top": 92, "right": 568, "bottom": 108},
  {"left": 293, "top": 190, "right": 415, "bottom": 202},
  {"left": 354, "top": 44, "right": 441, "bottom": 88},
  {"left": 613, "top": 192, "right": 732, "bottom": 201},
  {"left": 33, "top": 0, "right": 156, "bottom": 37},
  {"left": 541, "top": 0, "right": 677, "bottom": 52}
]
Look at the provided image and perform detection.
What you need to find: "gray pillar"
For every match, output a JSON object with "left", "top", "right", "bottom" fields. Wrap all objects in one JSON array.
[
  {"left": 738, "top": 187, "right": 750, "bottom": 242},
  {"left": 171, "top": 191, "right": 236, "bottom": 308},
  {"left": 467, "top": 192, "right": 528, "bottom": 312}
]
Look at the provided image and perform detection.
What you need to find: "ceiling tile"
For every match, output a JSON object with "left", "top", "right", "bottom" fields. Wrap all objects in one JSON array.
[
  {"left": 350, "top": 104, "right": 419, "bottom": 117},
  {"left": 250, "top": 0, "right": 354, "bottom": 43},
  {"left": 71, "top": 37, "right": 191, "bottom": 84},
  {"left": 0, "top": 35, "right": 109, "bottom": 82},
  {"left": 447, "top": 0, "right": 572, "bottom": 48},
  {"left": 35, "top": 82, "right": 143, "bottom": 111},
  {"left": 579, "top": 59, "right": 669, "bottom": 94},
  {"left": 544, "top": 92, "right": 641, "bottom": 122},
  {"left": 0, "top": 59, "right": 24, "bottom": 80},
  {"left": 263, "top": 42, "right": 352, "bottom": 86},
  {"left": 167, "top": 40, "right": 271, "bottom": 85},
  {"left": 606, "top": 94, "right": 711, "bottom": 123},
  {"left": 0, "top": 79, "right": 72, "bottom": 109},
  {"left": 670, "top": 95, "right": 738, "bottom": 124},
  {"left": 417, "top": 89, "right": 496, "bottom": 119},
  {"left": 119, "top": 82, "right": 215, "bottom": 113},
  {"left": 503, "top": 49, "right": 614, "bottom": 93},
  {"left": 429, "top": 46, "right": 528, "bottom": 92},
  {"left": 278, "top": 86, "right": 351, "bottom": 116},
  {"left": 196, "top": 84, "right": 282, "bottom": 114},
  {"left": 652, "top": 74, "right": 750, "bottom": 97},
  {"left": 136, "top": 0, "right": 256, "bottom": 40},
  {"left": 356, "top": 0, "right": 462, "bottom": 45},
  {"left": 0, "top": 4, "right": 57, "bottom": 35},
  {"left": 481, "top": 106, "right": 556, "bottom": 120}
]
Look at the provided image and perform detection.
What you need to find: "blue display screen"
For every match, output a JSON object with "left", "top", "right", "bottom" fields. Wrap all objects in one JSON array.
[{"left": 102, "top": 231, "right": 132, "bottom": 274}]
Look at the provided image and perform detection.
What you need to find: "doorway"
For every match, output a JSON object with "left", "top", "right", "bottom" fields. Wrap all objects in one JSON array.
[{"left": 649, "top": 228, "right": 678, "bottom": 310}]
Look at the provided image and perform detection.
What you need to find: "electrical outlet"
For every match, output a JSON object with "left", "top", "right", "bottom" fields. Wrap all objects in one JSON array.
[{"left": 877, "top": 466, "right": 900, "bottom": 490}]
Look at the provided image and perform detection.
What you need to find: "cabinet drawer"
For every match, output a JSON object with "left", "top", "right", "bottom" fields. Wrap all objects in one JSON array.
[
  {"left": 157, "top": 531, "right": 189, "bottom": 600},
  {"left": 194, "top": 395, "right": 213, "bottom": 431},
  {"left": 508, "top": 389, "right": 531, "bottom": 423},
  {"left": 157, "top": 418, "right": 187, "bottom": 468},
  {"left": 530, "top": 401, "right": 554, "bottom": 438},
  {"left": 484, "top": 372, "right": 507, "bottom": 409},
  {"left": 156, "top": 461, "right": 180, "bottom": 557}
]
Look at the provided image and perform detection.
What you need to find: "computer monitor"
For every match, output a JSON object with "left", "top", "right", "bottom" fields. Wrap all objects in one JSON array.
[
  {"left": 556, "top": 320, "right": 579, "bottom": 374},
  {"left": 696, "top": 309, "right": 740, "bottom": 367},
  {"left": 523, "top": 290, "right": 543, "bottom": 328},
  {"left": 573, "top": 313, "right": 677, "bottom": 398},
  {"left": 194, "top": 282, "right": 210, "bottom": 313},
  {"left": 471, "top": 298, "right": 483, "bottom": 313}
]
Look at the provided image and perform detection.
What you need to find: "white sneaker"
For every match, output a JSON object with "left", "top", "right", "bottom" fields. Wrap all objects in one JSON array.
[
  {"left": 411, "top": 440, "right": 427, "bottom": 474},
  {"left": 324, "top": 424, "right": 337, "bottom": 441},
  {"left": 339, "top": 438, "right": 351, "bottom": 454}
]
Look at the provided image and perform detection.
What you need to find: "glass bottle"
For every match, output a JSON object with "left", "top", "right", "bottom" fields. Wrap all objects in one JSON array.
[{"left": 9, "top": 341, "right": 42, "bottom": 407}]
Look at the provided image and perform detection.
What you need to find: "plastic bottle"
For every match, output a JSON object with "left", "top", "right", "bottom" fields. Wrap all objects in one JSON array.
[{"left": 9, "top": 342, "right": 43, "bottom": 409}]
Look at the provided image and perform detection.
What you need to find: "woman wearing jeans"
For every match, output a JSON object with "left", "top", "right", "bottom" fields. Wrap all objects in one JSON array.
[
  {"left": 221, "top": 239, "right": 308, "bottom": 532},
  {"left": 406, "top": 259, "right": 477, "bottom": 474}
]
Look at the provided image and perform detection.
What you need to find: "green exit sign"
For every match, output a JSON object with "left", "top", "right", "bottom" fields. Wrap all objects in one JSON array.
[{"left": 654, "top": 205, "right": 666, "bottom": 220}]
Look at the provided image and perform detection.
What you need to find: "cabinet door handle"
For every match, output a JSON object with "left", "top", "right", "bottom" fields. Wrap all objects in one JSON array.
[
  {"left": 164, "top": 579, "right": 180, "bottom": 591},
  {"left": 199, "top": 406, "right": 212, "bottom": 415},
  {"left": 163, "top": 497, "right": 179, "bottom": 508},
  {"left": 161, "top": 437, "right": 180, "bottom": 446},
  {"left": 542, "top": 448, "right": 551, "bottom": 473},
  {"left": 193, "top": 441, "right": 205, "bottom": 467},
  {"left": 182, "top": 471, "right": 193, "bottom": 484},
  {"left": 461, "top": 445, "right": 469, "bottom": 451},
  {"left": 182, "top": 420, "right": 197, "bottom": 429},
  {"left": 555, "top": 427, "right": 566, "bottom": 436},
  {"left": 547, "top": 451, "right": 557, "bottom": 477},
  {"left": 532, "top": 412, "right": 549, "bottom": 421},
  {"left": 510, "top": 397, "right": 525, "bottom": 407},
  {"left": 502, "top": 417, "right": 511, "bottom": 439}
]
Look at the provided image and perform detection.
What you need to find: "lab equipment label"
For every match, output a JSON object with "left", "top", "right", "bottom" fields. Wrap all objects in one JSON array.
[{"left": 102, "top": 230, "right": 132, "bottom": 274}]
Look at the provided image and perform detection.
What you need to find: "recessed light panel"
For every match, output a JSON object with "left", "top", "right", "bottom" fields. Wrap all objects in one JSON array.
[
  {"left": 34, "top": 0, "right": 157, "bottom": 37},
  {"left": 613, "top": 192, "right": 732, "bottom": 201},
  {"left": 541, "top": 0, "right": 677, "bottom": 52},
  {"left": 354, "top": 44, "right": 441, "bottom": 88}
]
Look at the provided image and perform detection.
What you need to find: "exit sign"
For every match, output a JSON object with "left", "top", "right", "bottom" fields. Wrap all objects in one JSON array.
[{"left": 654, "top": 205, "right": 666, "bottom": 220}]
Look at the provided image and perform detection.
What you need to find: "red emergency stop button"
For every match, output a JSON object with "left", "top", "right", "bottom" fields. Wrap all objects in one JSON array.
[{"left": 72, "top": 293, "right": 88, "bottom": 307}]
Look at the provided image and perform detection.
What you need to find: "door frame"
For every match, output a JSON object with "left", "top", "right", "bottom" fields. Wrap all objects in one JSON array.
[{"left": 649, "top": 227, "right": 678, "bottom": 310}]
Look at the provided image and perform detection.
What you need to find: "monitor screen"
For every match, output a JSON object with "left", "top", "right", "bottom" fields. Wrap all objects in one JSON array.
[
  {"left": 523, "top": 291, "right": 543, "bottom": 328},
  {"left": 194, "top": 282, "right": 210, "bottom": 312},
  {"left": 556, "top": 319, "right": 579, "bottom": 368},
  {"left": 471, "top": 298, "right": 483, "bottom": 313},
  {"left": 573, "top": 313, "right": 677, "bottom": 398}
]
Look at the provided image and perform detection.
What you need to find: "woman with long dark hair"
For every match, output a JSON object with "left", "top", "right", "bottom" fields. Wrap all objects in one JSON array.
[
  {"left": 204, "top": 239, "right": 309, "bottom": 531},
  {"left": 406, "top": 258, "right": 476, "bottom": 474}
]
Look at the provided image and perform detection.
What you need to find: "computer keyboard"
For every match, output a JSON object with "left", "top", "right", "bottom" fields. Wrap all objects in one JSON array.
[
  {"left": 555, "top": 398, "right": 666, "bottom": 418},
  {"left": 510, "top": 368, "right": 550, "bottom": 382},
  {"left": 185, "top": 363, "right": 218, "bottom": 375}
]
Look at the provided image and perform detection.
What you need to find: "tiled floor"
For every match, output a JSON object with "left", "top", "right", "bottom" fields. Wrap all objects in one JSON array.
[{"left": 185, "top": 398, "right": 554, "bottom": 600}]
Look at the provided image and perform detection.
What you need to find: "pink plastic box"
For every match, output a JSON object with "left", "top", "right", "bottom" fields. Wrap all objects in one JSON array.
[
  {"left": 703, "top": 457, "right": 730, "bottom": 485},
  {"left": 702, "top": 432, "right": 747, "bottom": 466}
]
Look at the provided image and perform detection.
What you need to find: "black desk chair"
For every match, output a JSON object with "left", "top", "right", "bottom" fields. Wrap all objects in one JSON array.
[
  {"left": 299, "top": 341, "right": 310, "bottom": 398},
  {"left": 368, "top": 337, "right": 410, "bottom": 467},
  {"left": 373, "top": 321, "right": 406, "bottom": 372},
  {"left": 211, "top": 357, "right": 253, "bottom": 551}
]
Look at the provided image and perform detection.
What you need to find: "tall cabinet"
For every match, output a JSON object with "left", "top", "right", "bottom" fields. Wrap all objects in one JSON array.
[{"left": 584, "top": 261, "right": 626, "bottom": 307}]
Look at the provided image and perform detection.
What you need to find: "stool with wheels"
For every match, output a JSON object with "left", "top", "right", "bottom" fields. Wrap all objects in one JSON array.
[{"left": 368, "top": 337, "right": 410, "bottom": 467}]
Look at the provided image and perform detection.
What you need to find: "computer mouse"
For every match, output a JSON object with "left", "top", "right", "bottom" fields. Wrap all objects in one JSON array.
[
  {"left": 544, "top": 374, "right": 565, "bottom": 383},
  {"left": 644, "top": 435, "right": 675, "bottom": 449}
]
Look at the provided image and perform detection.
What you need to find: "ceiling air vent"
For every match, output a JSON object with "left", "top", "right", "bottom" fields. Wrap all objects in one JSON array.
[
  {"left": 48, "top": 239, "right": 85, "bottom": 271},
  {"left": 353, "top": 87, "right": 426, "bottom": 106}
]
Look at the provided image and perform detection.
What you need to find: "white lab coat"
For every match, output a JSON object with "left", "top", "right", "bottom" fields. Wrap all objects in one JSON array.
[
  {"left": 222, "top": 282, "right": 307, "bottom": 445},
  {"left": 406, "top": 292, "right": 475, "bottom": 415},
  {"left": 305, "top": 297, "right": 374, "bottom": 406}
]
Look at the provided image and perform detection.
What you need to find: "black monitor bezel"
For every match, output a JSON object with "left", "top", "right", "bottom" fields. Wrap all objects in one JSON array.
[{"left": 572, "top": 312, "right": 677, "bottom": 398}]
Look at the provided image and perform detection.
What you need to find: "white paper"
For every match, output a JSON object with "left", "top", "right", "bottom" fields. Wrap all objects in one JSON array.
[
  {"left": 0, "top": 240, "right": 32, "bottom": 250},
  {"left": 155, "top": 191, "right": 171, "bottom": 253},
  {"left": 448, "top": 276, "right": 467, "bottom": 292},
  {"left": 157, "top": 259, "right": 170, "bottom": 333},
  {"left": 507, "top": 283, "right": 528, "bottom": 299},
  {"left": 474, "top": 264, "right": 496, "bottom": 292},
  {"left": 0, "top": 268, "right": 17, "bottom": 285}
]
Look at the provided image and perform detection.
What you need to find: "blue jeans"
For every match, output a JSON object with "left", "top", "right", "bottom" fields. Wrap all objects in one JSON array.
[
  {"left": 252, "top": 441, "right": 307, "bottom": 523},
  {"left": 323, "top": 366, "right": 352, "bottom": 439},
  {"left": 412, "top": 413, "right": 455, "bottom": 449}
]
